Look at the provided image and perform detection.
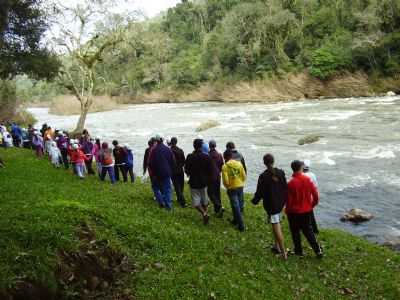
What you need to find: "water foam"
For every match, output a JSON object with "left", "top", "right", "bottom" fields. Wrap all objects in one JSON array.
[
  {"left": 354, "top": 146, "right": 396, "bottom": 160},
  {"left": 308, "top": 110, "right": 364, "bottom": 121}
]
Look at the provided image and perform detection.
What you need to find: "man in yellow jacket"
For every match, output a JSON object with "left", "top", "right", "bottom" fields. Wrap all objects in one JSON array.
[{"left": 222, "top": 150, "right": 247, "bottom": 231}]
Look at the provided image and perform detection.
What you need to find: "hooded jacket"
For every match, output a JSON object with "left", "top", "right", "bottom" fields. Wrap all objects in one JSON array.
[
  {"left": 252, "top": 168, "right": 288, "bottom": 215},
  {"left": 286, "top": 172, "right": 319, "bottom": 214},
  {"left": 148, "top": 143, "right": 175, "bottom": 180},
  {"left": 222, "top": 159, "right": 246, "bottom": 190},
  {"left": 185, "top": 150, "right": 213, "bottom": 189}
]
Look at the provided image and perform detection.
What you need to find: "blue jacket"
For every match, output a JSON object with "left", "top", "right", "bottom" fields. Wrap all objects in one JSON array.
[
  {"left": 148, "top": 143, "right": 175, "bottom": 180},
  {"left": 125, "top": 149, "right": 134, "bottom": 168}
]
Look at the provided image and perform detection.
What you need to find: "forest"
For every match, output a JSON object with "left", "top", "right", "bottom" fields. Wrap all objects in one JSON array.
[{"left": 2, "top": 0, "right": 400, "bottom": 127}]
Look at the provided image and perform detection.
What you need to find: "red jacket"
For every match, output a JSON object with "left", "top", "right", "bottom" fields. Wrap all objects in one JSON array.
[
  {"left": 286, "top": 172, "right": 319, "bottom": 214},
  {"left": 70, "top": 149, "right": 88, "bottom": 164}
]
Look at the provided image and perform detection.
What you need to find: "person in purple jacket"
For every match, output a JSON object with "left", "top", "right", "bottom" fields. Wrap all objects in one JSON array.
[
  {"left": 82, "top": 136, "right": 95, "bottom": 175},
  {"left": 148, "top": 135, "right": 176, "bottom": 210},
  {"left": 208, "top": 140, "right": 224, "bottom": 217},
  {"left": 56, "top": 131, "right": 69, "bottom": 169}
]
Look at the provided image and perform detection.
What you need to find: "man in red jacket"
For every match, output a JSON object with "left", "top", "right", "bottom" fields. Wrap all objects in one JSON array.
[{"left": 286, "top": 160, "right": 323, "bottom": 258}]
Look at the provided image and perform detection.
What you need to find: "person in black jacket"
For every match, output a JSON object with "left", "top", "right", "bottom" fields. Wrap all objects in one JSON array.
[
  {"left": 251, "top": 154, "right": 288, "bottom": 260},
  {"left": 170, "top": 137, "right": 186, "bottom": 208},
  {"left": 185, "top": 139, "right": 213, "bottom": 225},
  {"left": 208, "top": 140, "right": 224, "bottom": 217},
  {"left": 112, "top": 140, "right": 128, "bottom": 182}
]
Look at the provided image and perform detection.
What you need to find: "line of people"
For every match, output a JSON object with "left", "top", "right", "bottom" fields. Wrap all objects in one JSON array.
[
  {"left": 143, "top": 135, "right": 323, "bottom": 259},
  {"left": 1, "top": 122, "right": 323, "bottom": 259}
]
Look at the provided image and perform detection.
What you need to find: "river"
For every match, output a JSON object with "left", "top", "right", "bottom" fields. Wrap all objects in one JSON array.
[{"left": 28, "top": 96, "right": 400, "bottom": 244}]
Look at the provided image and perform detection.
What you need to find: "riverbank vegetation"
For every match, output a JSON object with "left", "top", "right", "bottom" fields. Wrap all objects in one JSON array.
[{"left": 1, "top": 148, "right": 399, "bottom": 299}]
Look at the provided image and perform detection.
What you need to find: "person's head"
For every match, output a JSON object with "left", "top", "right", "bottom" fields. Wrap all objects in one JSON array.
[
  {"left": 193, "top": 138, "right": 203, "bottom": 151},
  {"left": 303, "top": 159, "right": 311, "bottom": 172},
  {"left": 58, "top": 131, "right": 63, "bottom": 136},
  {"left": 154, "top": 134, "right": 163, "bottom": 144},
  {"left": 291, "top": 160, "right": 304, "bottom": 173},
  {"left": 82, "top": 129, "right": 88, "bottom": 135},
  {"left": 52, "top": 141, "right": 57, "bottom": 147},
  {"left": 102, "top": 142, "right": 108, "bottom": 149},
  {"left": 95, "top": 138, "right": 100, "bottom": 146},
  {"left": 224, "top": 150, "right": 233, "bottom": 162},
  {"left": 112, "top": 140, "right": 118, "bottom": 147},
  {"left": 48, "top": 126, "right": 51, "bottom": 130},
  {"left": 209, "top": 140, "right": 217, "bottom": 149},
  {"left": 148, "top": 138, "right": 154, "bottom": 147},
  {"left": 72, "top": 143, "right": 79, "bottom": 150},
  {"left": 201, "top": 142, "right": 210, "bottom": 154},
  {"left": 263, "top": 153, "right": 274, "bottom": 167},
  {"left": 170, "top": 137, "right": 178, "bottom": 146},
  {"left": 226, "top": 141, "right": 235, "bottom": 150}
]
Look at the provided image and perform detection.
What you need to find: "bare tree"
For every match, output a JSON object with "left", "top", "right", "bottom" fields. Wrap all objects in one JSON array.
[{"left": 52, "top": 0, "right": 136, "bottom": 133}]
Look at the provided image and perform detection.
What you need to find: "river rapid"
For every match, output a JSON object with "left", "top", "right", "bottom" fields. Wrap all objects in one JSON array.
[{"left": 29, "top": 96, "right": 400, "bottom": 244}]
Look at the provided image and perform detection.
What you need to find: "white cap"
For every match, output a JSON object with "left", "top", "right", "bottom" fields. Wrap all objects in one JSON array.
[
  {"left": 72, "top": 144, "right": 79, "bottom": 150},
  {"left": 303, "top": 159, "right": 311, "bottom": 169}
]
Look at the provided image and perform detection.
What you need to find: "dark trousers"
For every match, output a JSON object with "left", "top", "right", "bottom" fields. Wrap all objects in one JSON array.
[
  {"left": 287, "top": 212, "right": 321, "bottom": 255},
  {"left": 61, "top": 148, "right": 69, "bottom": 169},
  {"left": 101, "top": 166, "right": 116, "bottom": 184},
  {"left": 114, "top": 164, "right": 128, "bottom": 182},
  {"left": 85, "top": 157, "right": 95, "bottom": 175},
  {"left": 310, "top": 210, "right": 319, "bottom": 234},
  {"left": 126, "top": 166, "right": 135, "bottom": 183},
  {"left": 208, "top": 180, "right": 222, "bottom": 213},
  {"left": 171, "top": 173, "right": 186, "bottom": 207}
]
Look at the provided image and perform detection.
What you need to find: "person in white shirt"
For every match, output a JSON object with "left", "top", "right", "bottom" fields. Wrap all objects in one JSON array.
[
  {"left": 303, "top": 159, "right": 320, "bottom": 235},
  {"left": 49, "top": 141, "right": 62, "bottom": 167}
]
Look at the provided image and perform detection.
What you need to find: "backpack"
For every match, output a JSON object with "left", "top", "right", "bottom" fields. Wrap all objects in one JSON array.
[
  {"left": 101, "top": 149, "right": 113, "bottom": 165},
  {"left": 126, "top": 150, "right": 134, "bottom": 167}
]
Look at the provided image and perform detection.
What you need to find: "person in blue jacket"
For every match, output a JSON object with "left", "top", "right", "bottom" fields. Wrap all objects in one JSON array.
[
  {"left": 148, "top": 135, "right": 176, "bottom": 210},
  {"left": 124, "top": 145, "right": 135, "bottom": 183}
]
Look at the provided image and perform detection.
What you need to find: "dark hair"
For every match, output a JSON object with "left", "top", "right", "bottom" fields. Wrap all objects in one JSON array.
[
  {"left": 209, "top": 140, "right": 216, "bottom": 149},
  {"left": 95, "top": 138, "right": 100, "bottom": 146},
  {"left": 193, "top": 139, "right": 203, "bottom": 150},
  {"left": 171, "top": 137, "right": 178, "bottom": 146},
  {"left": 226, "top": 142, "right": 235, "bottom": 150},
  {"left": 263, "top": 154, "right": 274, "bottom": 166},
  {"left": 224, "top": 150, "right": 233, "bottom": 161},
  {"left": 82, "top": 129, "right": 88, "bottom": 135},
  {"left": 291, "top": 160, "right": 304, "bottom": 172},
  {"left": 112, "top": 140, "right": 118, "bottom": 146},
  {"left": 148, "top": 139, "right": 153, "bottom": 146}
]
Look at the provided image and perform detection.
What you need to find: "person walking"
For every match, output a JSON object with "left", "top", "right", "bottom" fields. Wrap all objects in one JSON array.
[
  {"left": 143, "top": 139, "right": 155, "bottom": 176},
  {"left": 99, "top": 142, "right": 116, "bottom": 184},
  {"left": 32, "top": 132, "right": 44, "bottom": 158},
  {"left": 185, "top": 139, "right": 213, "bottom": 224},
  {"left": 286, "top": 160, "right": 323, "bottom": 258},
  {"left": 56, "top": 132, "right": 69, "bottom": 169},
  {"left": 208, "top": 140, "right": 224, "bottom": 217},
  {"left": 224, "top": 142, "right": 247, "bottom": 173},
  {"left": 170, "top": 137, "right": 187, "bottom": 208},
  {"left": 251, "top": 154, "right": 288, "bottom": 259},
  {"left": 124, "top": 145, "right": 135, "bottom": 183},
  {"left": 148, "top": 135, "right": 175, "bottom": 210},
  {"left": 112, "top": 140, "right": 128, "bottom": 182},
  {"left": 222, "top": 150, "right": 247, "bottom": 232},
  {"left": 303, "top": 159, "right": 320, "bottom": 235}
]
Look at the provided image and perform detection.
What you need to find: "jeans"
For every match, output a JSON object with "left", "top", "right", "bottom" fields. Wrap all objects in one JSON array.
[
  {"left": 152, "top": 177, "right": 172, "bottom": 209},
  {"left": 61, "top": 148, "right": 69, "bottom": 169},
  {"left": 126, "top": 166, "right": 135, "bottom": 183},
  {"left": 114, "top": 164, "right": 128, "bottom": 182},
  {"left": 227, "top": 187, "right": 245, "bottom": 231},
  {"left": 172, "top": 173, "right": 186, "bottom": 207},
  {"left": 75, "top": 163, "right": 85, "bottom": 178},
  {"left": 287, "top": 212, "right": 321, "bottom": 255},
  {"left": 207, "top": 180, "right": 222, "bottom": 213},
  {"left": 100, "top": 166, "right": 116, "bottom": 184}
]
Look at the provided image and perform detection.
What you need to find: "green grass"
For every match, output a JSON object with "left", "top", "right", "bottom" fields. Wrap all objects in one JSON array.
[{"left": 0, "top": 148, "right": 399, "bottom": 299}]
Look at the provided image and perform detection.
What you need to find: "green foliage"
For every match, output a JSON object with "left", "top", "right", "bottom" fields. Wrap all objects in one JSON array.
[
  {"left": 0, "top": 0, "right": 60, "bottom": 79},
  {"left": 0, "top": 149, "right": 400, "bottom": 299},
  {"left": 0, "top": 80, "right": 17, "bottom": 121},
  {"left": 309, "top": 30, "right": 353, "bottom": 79}
]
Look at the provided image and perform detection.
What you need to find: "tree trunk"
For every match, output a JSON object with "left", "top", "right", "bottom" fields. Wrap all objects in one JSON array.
[{"left": 73, "top": 101, "right": 90, "bottom": 134}]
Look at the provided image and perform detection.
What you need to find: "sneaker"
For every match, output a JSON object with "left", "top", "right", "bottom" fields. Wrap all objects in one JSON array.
[{"left": 203, "top": 214, "right": 209, "bottom": 225}]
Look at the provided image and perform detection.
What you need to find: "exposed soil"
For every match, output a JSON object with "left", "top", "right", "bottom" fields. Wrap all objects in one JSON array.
[{"left": 1, "top": 223, "right": 135, "bottom": 300}]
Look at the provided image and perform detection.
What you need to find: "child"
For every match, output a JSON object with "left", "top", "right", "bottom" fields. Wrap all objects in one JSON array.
[
  {"left": 222, "top": 150, "right": 247, "bottom": 232},
  {"left": 32, "top": 132, "right": 44, "bottom": 158},
  {"left": 251, "top": 154, "right": 288, "bottom": 260},
  {"left": 124, "top": 145, "right": 135, "bottom": 183},
  {"left": 49, "top": 141, "right": 62, "bottom": 168},
  {"left": 70, "top": 144, "right": 88, "bottom": 179},
  {"left": 99, "top": 142, "right": 116, "bottom": 184}
]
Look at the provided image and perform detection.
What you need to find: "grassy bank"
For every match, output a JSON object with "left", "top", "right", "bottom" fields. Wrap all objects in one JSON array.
[{"left": 0, "top": 148, "right": 399, "bottom": 299}]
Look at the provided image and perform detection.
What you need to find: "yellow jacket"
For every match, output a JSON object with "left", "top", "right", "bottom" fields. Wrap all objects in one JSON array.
[{"left": 222, "top": 159, "right": 246, "bottom": 190}]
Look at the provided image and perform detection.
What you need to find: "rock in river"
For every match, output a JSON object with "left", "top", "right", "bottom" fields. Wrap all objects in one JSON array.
[
  {"left": 298, "top": 134, "right": 323, "bottom": 145},
  {"left": 386, "top": 91, "right": 396, "bottom": 96},
  {"left": 341, "top": 208, "right": 374, "bottom": 223},
  {"left": 196, "top": 120, "right": 220, "bottom": 132}
]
